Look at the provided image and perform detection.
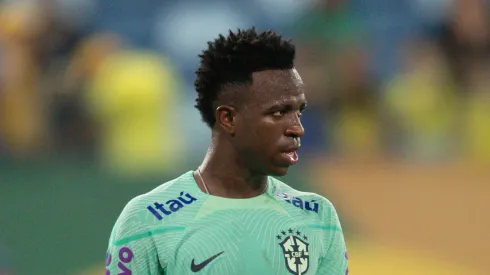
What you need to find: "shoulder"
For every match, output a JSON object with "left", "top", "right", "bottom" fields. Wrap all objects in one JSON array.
[
  {"left": 110, "top": 171, "right": 196, "bottom": 237},
  {"left": 121, "top": 171, "right": 193, "bottom": 213},
  {"left": 269, "top": 177, "right": 335, "bottom": 207},
  {"left": 145, "top": 170, "right": 196, "bottom": 199},
  {"left": 268, "top": 177, "right": 338, "bottom": 217}
]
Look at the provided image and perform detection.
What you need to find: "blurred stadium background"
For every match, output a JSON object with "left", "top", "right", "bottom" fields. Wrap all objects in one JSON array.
[{"left": 0, "top": 0, "right": 489, "bottom": 274}]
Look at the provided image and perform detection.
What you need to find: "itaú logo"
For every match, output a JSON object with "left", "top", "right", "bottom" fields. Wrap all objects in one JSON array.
[{"left": 147, "top": 192, "right": 198, "bottom": 220}]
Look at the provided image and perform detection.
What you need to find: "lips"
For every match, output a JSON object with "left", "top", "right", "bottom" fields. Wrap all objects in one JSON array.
[
  {"left": 282, "top": 151, "right": 299, "bottom": 164},
  {"left": 280, "top": 146, "right": 300, "bottom": 165}
]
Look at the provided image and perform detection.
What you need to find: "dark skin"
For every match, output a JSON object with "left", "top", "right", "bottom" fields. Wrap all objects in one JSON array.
[{"left": 193, "top": 68, "right": 307, "bottom": 198}]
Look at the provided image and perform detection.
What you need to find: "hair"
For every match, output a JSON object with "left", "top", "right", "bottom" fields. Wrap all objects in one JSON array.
[{"left": 194, "top": 27, "right": 296, "bottom": 127}]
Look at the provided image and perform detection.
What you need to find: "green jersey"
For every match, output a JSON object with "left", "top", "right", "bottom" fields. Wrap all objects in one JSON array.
[{"left": 105, "top": 171, "right": 348, "bottom": 275}]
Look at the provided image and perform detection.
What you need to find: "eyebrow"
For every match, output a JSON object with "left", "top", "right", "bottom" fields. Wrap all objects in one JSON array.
[{"left": 266, "top": 101, "right": 307, "bottom": 111}]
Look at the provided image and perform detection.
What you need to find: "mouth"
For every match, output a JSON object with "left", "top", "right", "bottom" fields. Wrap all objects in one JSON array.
[{"left": 280, "top": 148, "right": 300, "bottom": 165}]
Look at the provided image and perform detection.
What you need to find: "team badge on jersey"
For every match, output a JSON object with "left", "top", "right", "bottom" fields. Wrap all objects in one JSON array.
[{"left": 277, "top": 229, "right": 310, "bottom": 275}]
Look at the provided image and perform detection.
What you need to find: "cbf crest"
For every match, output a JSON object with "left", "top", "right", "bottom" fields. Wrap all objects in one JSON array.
[{"left": 277, "top": 228, "right": 310, "bottom": 275}]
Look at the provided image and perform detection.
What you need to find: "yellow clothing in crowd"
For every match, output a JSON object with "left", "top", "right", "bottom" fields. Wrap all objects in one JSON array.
[{"left": 86, "top": 50, "right": 183, "bottom": 176}]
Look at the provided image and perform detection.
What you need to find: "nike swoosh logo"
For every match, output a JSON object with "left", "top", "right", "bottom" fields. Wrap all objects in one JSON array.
[{"left": 190, "top": 251, "right": 224, "bottom": 272}]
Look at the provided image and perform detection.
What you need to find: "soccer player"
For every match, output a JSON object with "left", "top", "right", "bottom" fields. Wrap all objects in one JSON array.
[{"left": 105, "top": 28, "right": 348, "bottom": 275}]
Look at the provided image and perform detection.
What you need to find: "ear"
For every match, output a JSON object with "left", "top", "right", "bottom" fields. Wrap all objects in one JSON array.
[{"left": 216, "top": 105, "right": 237, "bottom": 134}]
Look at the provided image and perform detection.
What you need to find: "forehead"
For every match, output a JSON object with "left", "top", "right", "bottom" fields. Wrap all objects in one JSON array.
[{"left": 248, "top": 68, "right": 305, "bottom": 105}]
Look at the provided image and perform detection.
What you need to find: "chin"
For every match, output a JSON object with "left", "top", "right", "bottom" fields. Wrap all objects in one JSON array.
[{"left": 268, "top": 166, "right": 289, "bottom": 177}]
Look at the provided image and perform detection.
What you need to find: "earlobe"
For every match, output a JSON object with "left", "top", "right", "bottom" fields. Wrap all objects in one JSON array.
[{"left": 216, "top": 106, "right": 236, "bottom": 134}]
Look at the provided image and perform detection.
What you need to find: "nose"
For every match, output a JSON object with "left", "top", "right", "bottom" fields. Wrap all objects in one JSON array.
[{"left": 285, "top": 114, "right": 305, "bottom": 138}]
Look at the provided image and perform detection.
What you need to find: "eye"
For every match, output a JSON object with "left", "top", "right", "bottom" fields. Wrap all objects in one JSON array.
[
  {"left": 297, "top": 104, "right": 307, "bottom": 117},
  {"left": 272, "top": 110, "right": 286, "bottom": 117}
]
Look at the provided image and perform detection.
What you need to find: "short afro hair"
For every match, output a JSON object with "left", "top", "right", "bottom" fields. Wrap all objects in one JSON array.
[{"left": 194, "top": 27, "right": 296, "bottom": 128}]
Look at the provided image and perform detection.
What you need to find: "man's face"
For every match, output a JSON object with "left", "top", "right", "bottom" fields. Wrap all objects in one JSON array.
[{"left": 232, "top": 68, "right": 307, "bottom": 176}]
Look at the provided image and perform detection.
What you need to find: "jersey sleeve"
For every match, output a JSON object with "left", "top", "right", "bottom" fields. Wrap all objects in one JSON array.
[
  {"left": 105, "top": 197, "right": 164, "bottom": 275},
  {"left": 317, "top": 200, "right": 349, "bottom": 275}
]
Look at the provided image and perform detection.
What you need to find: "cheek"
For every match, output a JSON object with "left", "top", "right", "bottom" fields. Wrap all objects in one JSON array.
[
  {"left": 236, "top": 119, "right": 282, "bottom": 152},
  {"left": 255, "top": 125, "right": 282, "bottom": 149},
  {"left": 245, "top": 128, "right": 269, "bottom": 149}
]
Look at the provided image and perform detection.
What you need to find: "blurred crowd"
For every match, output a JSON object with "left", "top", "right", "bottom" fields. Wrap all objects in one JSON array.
[{"left": 0, "top": 0, "right": 489, "bottom": 176}]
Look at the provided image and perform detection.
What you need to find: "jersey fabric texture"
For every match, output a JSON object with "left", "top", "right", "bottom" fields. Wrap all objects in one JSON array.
[{"left": 105, "top": 171, "right": 348, "bottom": 275}]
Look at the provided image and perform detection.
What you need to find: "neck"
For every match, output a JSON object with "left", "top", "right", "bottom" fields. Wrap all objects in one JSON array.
[{"left": 195, "top": 134, "right": 268, "bottom": 199}]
